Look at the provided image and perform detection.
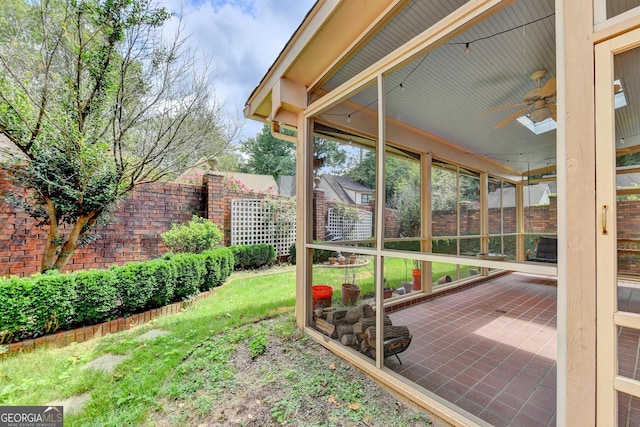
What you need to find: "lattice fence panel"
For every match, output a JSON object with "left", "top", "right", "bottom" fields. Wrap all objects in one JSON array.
[
  {"left": 327, "top": 208, "right": 372, "bottom": 240},
  {"left": 231, "top": 199, "right": 296, "bottom": 257}
]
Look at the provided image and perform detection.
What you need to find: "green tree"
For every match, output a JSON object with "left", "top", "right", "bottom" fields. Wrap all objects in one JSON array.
[
  {"left": 240, "top": 124, "right": 296, "bottom": 180},
  {"left": 240, "top": 125, "right": 349, "bottom": 179},
  {"left": 346, "top": 150, "right": 421, "bottom": 204},
  {"left": 0, "top": 0, "right": 235, "bottom": 272},
  {"left": 312, "top": 136, "right": 348, "bottom": 174}
]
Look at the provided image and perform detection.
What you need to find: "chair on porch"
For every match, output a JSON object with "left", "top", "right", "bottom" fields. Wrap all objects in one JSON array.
[
  {"left": 362, "top": 334, "right": 412, "bottom": 364},
  {"left": 382, "top": 335, "right": 412, "bottom": 364},
  {"left": 526, "top": 236, "right": 558, "bottom": 263}
]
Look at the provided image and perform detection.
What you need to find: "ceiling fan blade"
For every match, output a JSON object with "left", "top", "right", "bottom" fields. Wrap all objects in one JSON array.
[
  {"left": 540, "top": 77, "right": 556, "bottom": 98},
  {"left": 484, "top": 101, "right": 530, "bottom": 114},
  {"left": 494, "top": 106, "right": 529, "bottom": 129}
]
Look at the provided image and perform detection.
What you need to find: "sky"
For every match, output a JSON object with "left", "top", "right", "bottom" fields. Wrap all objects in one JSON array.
[{"left": 159, "top": 0, "right": 316, "bottom": 143}]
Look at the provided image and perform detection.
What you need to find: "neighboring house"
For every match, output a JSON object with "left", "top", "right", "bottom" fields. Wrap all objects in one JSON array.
[
  {"left": 244, "top": 1, "right": 638, "bottom": 426},
  {"left": 177, "top": 163, "right": 278, "bottom": 195},
  {"left": 278, "top": 174, "right": 374, "bottom": 203},
  {"left": 316, "top": 174, "right": 374, "bottom": 205},
  {"left": 488, "top": 182, "right": 552, "bottom": 208},
  {"left": 217, "top": 172, "right": 278, "bottom": 194},
  {"left": 276, "top": 175, "right": 296, "bottom": 197}
]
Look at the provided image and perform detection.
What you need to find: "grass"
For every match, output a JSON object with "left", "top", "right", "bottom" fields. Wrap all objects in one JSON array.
[
  {"left": 0, "top": 262, "right": 441, "bottom": 426},
  {"left": 0, "top": 266, "right": 296, "bottom": 426},
  {"left": 312, "top": 256, "right": 475, "bottom": 302}
]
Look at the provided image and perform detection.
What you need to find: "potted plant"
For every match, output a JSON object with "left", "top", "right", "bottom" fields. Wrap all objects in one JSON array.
[
  {"left": 402, "top": 259, "right": 413, "bottom": 293},
  {"left": 383, "top": 276, "right": 393, "bottom": 298},
  {"left": 412, "top": 260, "right": 421, "bottom": 291},
  {"left": 341, "top": 267, "right": 360, "bottom": 305}
]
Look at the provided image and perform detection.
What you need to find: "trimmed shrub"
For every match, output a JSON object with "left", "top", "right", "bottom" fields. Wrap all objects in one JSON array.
[
  {"left": 31, "top": 272, "right": 76, "bottom": 335},
  {"left": 111, "top": 262, "right": 156, "bottom": 315},
  {"left": 74, "top": 269, "right": 118, "bottom": 326},
  {"left": 171, "top": 253, "right": 206, "bottom": 299},
  {"left": 218, "top": 247, "right": 234, "bottom": 280},
  {"left": 201, "top": 247, "right": 235, "bottom": 290},
  {"left": 288, "top": 243, "right": 334, "bottom": 265},
  {"left": 161, "top": 215, "right": 223, "bottom": 254},
  {"left": 200, "top": 250, "right": 221, "bottom": 291},
  {"left": 0, "top": 276, "right": 32, "bottom": 343},
  {"left": 147, "top": 258, "right": 177, "bottom": 307},
  {"left": 0, "top": 247, "right": 235, "bottom": 343},
  {"left": 230, "top": 244, "right": 276, "bottom": 269}
]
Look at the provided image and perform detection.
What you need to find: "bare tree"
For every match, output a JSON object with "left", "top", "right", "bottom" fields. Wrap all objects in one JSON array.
[{"left": 0, "top": 0, "right": 239, "bottom": 271}]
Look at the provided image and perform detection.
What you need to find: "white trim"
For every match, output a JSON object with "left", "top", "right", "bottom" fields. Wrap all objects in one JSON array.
[{"left": 594, "top": 27, "right": 640, "bottom": 427}]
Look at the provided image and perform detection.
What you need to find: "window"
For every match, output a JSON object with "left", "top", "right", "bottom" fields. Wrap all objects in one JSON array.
[{"left": 360, "top": 193, "right": 373, "bottom": 204}]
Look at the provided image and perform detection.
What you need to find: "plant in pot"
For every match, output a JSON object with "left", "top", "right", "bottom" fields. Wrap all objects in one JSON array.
[
  {"left": 412, "top": 260, "right": 421, "bottom": 291},
  {"left": 341, "top": 267, "right": 360, "bottom": 305},
  {"left": 401, "top": 259, "right": 413, "bottom": 293},
  {"left": 383, "top": 277, "right": 393, "bottom": 298}
]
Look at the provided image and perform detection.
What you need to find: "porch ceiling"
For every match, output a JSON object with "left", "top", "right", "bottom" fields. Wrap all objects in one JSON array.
[{"left": 247, "top": 0, "right": 640, "bottom": 176}]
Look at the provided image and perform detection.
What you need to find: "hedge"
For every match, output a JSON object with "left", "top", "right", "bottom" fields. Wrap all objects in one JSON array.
[
  {"left": 229, "top": 244, "right": 276, "bottom": 269},
  {"left": 0, "top": 247, "right": 235, "bottom": 344}
]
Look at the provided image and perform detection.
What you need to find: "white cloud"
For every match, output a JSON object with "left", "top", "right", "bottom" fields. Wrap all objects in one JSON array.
[{"left": 158, "top": 0, "right": 315, "bottom": 141}]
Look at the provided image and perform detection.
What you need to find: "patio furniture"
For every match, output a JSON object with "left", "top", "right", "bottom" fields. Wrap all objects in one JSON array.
[
  {"left": 381, "top": 335, "right": 412, "bottom": 364},
  {"left": 361, "top": 331, "right": 412, "bottom": 364},
  {"left": 526, "top": 236, "right": 558, "bottom": 263}
]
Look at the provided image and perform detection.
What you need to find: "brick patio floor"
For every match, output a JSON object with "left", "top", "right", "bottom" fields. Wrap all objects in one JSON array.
[{"left": 388, "top": 272, "right": 557, "bottom": 426}]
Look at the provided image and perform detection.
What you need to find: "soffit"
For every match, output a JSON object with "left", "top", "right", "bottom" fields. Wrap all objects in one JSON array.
[
  {"left": 245, "top": 0, "right": 400, "bottom": 121},
  {"left": 318, "top": 0, "right": 558, "bottom": 175}
]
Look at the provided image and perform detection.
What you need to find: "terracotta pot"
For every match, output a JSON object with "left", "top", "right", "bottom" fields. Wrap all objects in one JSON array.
[
  {"left": 401, "top": 281, "right": 413, "bottom": 294},
  {"left": 383, "top": 288, "right": 393, "bottom": 299},
  {"left": 341, "top": 283, "right": 360, "bottom": 305},
  {"left": 348, "top": 256, "right": 357, "bottom": 264},
  {"left": 437, "top": 275, "right": 452, "bottom": 285},
  {"left": 328, "top": 257, "right": 337, "bottom": 265}
]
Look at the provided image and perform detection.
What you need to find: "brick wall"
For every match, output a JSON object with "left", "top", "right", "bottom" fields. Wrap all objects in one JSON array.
[
  {"left": 1, "top": 176, "right": 206, "bottom": 277},
  {"left": 433, "top": 197, "right": 559, "bottom": 236},
  {"left": 4, "top": 169, "right": 640, "bottom": 277}
]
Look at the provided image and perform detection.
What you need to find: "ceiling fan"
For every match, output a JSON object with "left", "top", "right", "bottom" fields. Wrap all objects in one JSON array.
[{"left": 485, "top": 69, "right": 556, "bottom": 129}]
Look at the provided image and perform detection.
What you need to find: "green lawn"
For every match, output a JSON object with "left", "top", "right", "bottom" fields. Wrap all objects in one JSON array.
[
  {"left": 312, "top": 256, "right": 476, "bottom": 301},
  {"left": 0, "top": 261, "right": 456, "bottom": 426},
  {"left": 0, "top": 267, "right": 297, "bottom": 426}
]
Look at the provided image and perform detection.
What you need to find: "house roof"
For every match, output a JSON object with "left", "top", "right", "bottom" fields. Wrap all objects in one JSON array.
[
  {"left": 318, "top": 174, "right": 373, "bottom": 204},
  {"left": 487, "top": 183, "right": 551, "bottom": 208},
  {"left": 218, "top": 172, "right": 278, "bottom": 194}
]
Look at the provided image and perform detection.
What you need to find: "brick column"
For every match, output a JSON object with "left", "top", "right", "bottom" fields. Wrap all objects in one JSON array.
[{"left": 313, "top": 189, "right": 326, "bottom": 240}]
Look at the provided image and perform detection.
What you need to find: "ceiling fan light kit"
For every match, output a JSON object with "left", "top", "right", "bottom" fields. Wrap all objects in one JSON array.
[
  {"left": 486, "top": 69, "right": 557, "bottom": 129},
  {"left": 528, "top": 100, "right": 553, "bottom": 122}
]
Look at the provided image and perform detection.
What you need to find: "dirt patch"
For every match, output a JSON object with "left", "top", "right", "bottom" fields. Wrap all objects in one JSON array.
[{"left": 148, "top": 317, "right": 451, "bottom": 426}]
